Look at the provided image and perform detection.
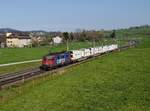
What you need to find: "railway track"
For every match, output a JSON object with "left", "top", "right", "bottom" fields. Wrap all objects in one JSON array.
[
  {"left": 0, "top": 43, "right": 136, "bottom": 88},
  {"left": 0, "top": 55, "right": 101, "bottom": 88}
]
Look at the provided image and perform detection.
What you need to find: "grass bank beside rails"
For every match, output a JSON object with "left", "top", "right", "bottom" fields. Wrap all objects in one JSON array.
[
  {"left": 0, "top": 38, "right": 149, "bottom": 111},
  {"left": 0, "top": 42, "right": 93, "bottom": 64},
  {"left": 0, "top": 62, "right": 41, "bottom": 74},
  {"left": 0, "top": 40, "right": 127, "bottom": 65},
  {"left": 0, "top": 40, "right": 127, "bottom": 74}
]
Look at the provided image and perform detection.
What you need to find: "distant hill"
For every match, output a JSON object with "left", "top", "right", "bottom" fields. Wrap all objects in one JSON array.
[
  {"left": 0, "top": 28, "right": 22, "bottom": 33},
  {"left": 116, "top": 25, "right": 150, "bottom": 38},
  {"left": 28, "top": 30, "right": 47, "bottom": 33},
  {"left": 0, "top": 28, "right": 48, "bottom": 33}
]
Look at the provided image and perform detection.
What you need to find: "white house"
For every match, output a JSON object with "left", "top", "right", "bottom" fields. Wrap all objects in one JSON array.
[
  {"left": 6, "top": 35, "right": 31, "bottom": 48},
  {"left": 52, "top": 36, "right": 62, "bottom": 44}
]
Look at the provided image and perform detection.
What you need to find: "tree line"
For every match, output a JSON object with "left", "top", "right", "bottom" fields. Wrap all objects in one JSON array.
[
  {"left": 62, "top": 30, "right": 116, "bottom": 42},
  {"left": 31, "top": 30, "right": 116, "bottom": 47}
]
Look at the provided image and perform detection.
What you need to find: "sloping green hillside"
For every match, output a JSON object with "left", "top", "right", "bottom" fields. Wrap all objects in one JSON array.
[
  {"left": 0, "top": 38, "right": 150, "bottom": 111},
  {"left": 116, "top": 25, "right": 150, "bottom": 38},
  {"left": 0, "top": 42, "right": 92, "bottom": 64}
]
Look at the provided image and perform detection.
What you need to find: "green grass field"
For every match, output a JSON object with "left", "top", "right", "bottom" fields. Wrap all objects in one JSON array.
[
  {"left": 0, "top": 42, "right": 94, "bottom": 74},
  {"left": 0, "top": 42, "right": 94, "bottom": 64},
  {"left": 0, "top": 62, "right": 41, "bottom": 74},
  {"left": 0, "top": 39, "right": 127, "bottom": 74},
  {"left": 0, "top": 37, "right": 149, "bottom": 111},
  {"left": 0, "top": 39, "right": 127, "bottom": 65}
]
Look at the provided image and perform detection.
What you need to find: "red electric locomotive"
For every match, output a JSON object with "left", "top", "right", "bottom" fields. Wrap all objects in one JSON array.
[{"left": 40, "top": 52, "right": 72, "bottom": 70}]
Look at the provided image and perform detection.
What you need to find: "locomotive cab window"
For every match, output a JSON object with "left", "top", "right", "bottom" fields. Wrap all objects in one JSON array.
[
  {"left": 57, "top": 56, "right": 60, "bottom": 59},
  {"left": 66, "top": 55, "right": 69, "bottom": 58},
  {"left": 61, "top": 55, "right": 64, "bottom": 58}
]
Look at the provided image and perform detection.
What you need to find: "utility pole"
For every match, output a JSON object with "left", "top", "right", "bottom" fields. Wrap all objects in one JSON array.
[
  {"left": 93, "top": 37, "right": 95, "bottom": 47},
  {"left": 63, "top": 32, "right": 69, "bottom": 51},
  {"left": 92, "top": 37, "right": 96, "bottom": 57},
  {"left": 67, "top": 39, "right": 69, "bottom": 51}
]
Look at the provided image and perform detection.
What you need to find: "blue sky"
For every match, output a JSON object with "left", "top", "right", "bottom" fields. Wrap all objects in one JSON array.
[{"left": 0, "top": 0, "right": 150, "bottom": 31}]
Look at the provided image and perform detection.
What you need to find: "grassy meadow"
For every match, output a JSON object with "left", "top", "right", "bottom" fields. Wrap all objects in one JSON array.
[
  {"left": 0, "top": 37, "right": 149, "bottom": 111},
  {"left": 0, "top": 41, "right": 96, "bottom": 74},
  {"left": 0, "top": 38, "right": 128, "bottom": 74},
  {"left": 0, "top": 39, "right": 128, "bottom": 65},
  {"left": 0, "top": 42, "right": 94, "bottom": 64},
  {"left": 0, "top": 62, "right": 41, "bottom": 74}
]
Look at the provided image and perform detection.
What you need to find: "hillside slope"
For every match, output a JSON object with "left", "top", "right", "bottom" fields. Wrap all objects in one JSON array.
[{"left": 0, "top": 38, "right": 150, "bottom": 111}]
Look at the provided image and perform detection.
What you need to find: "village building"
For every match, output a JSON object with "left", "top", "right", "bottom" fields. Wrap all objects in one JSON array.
[
  {"left": 52, "top": 36, "right": 62, "bottom": 44},
  {"left": 6, "top": 33, "right": 31, "bottom": 48}
]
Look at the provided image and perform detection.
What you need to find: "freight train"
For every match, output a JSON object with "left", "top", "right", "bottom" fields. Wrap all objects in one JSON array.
[{"left": 40, "top": 44, "right": 118, "bottom": 70}]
